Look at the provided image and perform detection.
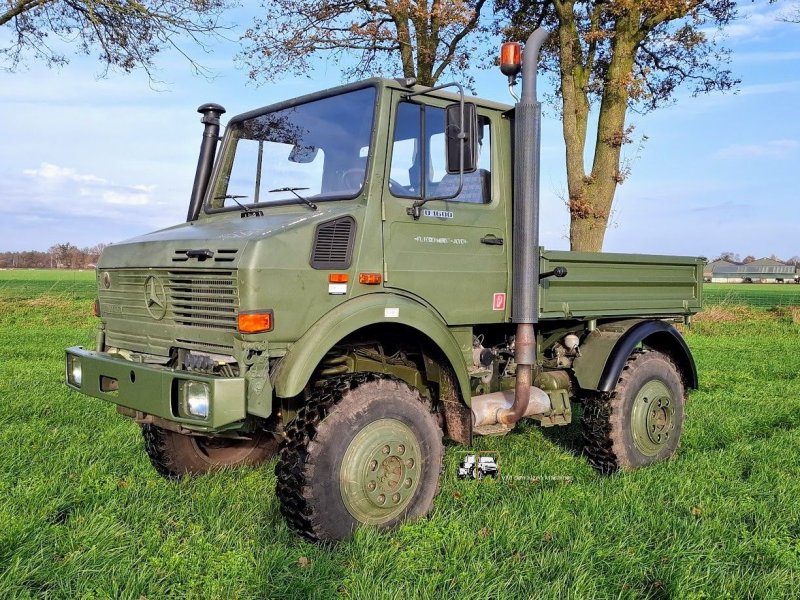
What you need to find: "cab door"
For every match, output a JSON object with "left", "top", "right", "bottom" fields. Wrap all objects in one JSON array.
[{"left": 381, "top": 91, "right": 510, "bottom": 325}]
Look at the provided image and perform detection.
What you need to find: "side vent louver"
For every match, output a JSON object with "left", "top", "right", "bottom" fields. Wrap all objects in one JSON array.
[{"left": 310, "top": 216, "right": 356, "bottom": 269}]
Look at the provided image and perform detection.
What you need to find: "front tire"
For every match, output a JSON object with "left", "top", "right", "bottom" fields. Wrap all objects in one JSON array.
[
  {"left": 275, "top": 372, "right": 443, "bottom": 543},
  {"left": 582, "top": 350, "right": 685, "bottom": 474},
  {"left": 141, "top": 425, "right": 279, "bottom": 480}
]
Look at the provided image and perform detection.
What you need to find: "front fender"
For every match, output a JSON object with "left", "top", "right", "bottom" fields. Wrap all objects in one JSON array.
[
  {"left": 573, "top": 319, "right": 698, "bottom": 393},
  {"left": 271, "top": 293, "right": 472, "bottom": 403}
]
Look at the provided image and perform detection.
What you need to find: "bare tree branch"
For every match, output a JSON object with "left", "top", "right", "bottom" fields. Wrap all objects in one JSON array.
[
  {"left": 1, "top": 0, "right": 232, "bottom": 79},
  {"left": 242, "top": 0, "right": 492, "bottom": 87}
]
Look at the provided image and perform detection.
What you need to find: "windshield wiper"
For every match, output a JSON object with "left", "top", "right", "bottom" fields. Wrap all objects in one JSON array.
[
  {"left": 269, "top": 187, "right": 317, "bottom": 211},
  {"left": 214, "top": 194, "right": 263, "bottom": 218}
]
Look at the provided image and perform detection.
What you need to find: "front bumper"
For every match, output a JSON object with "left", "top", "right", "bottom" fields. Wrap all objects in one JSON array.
[{"left": 65, "top": 346, "right": 246, "bottom": 431}]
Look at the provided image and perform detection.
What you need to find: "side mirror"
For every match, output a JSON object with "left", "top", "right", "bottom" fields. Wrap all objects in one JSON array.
[
  {"left": 288, "top": 144, "right": 318, "bottom": 163},
  {"left": 445, "top": 102, "right": 478, "bottom": 174}
]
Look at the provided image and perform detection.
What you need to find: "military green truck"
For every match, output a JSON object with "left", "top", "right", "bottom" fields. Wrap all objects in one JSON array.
[{"left": 65, "top": 30, "right": 702, "bottom": 542}]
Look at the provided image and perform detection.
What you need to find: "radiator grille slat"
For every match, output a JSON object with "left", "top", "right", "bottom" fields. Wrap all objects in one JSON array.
[{"left": 167, "top": 271, "right": 238, "bottom": 330}]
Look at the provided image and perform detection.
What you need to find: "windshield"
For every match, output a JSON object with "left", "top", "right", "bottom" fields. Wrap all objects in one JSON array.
[{"left": 207, "top": 86, "right": 376, "bottom": 211}]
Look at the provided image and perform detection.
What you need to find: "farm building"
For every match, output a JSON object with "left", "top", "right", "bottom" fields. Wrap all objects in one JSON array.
[
  {"left": 704, "top": 259, "right": 736, "bottom": 280},
  {"left": 708, "top": 257, "right": 799, "bottom": 283}
]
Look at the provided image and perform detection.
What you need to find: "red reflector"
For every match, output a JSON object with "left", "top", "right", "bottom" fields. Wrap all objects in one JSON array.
[
  {"left": 237, "top": 311, "right": 273, "bottom": 333},
  {"left": 500, "top": 42, "right": 522, "bottom": 76},
  {"left": 359, "top": 273, "right": 382, "bottom": 285},
  {"left": 328, "top": 273, "right": 349, "bottom": 283}
]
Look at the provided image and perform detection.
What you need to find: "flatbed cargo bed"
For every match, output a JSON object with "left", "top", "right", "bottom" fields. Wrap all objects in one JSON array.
[{"left": 538, "top": 250, "right": 704, "bottom": 320}]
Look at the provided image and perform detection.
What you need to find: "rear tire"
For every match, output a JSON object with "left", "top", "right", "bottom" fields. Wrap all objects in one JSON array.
[
  {"left": 582, "top": 350, "right": 684, "bottom": 474},
  {"left": 275, "top": 372, "right": 443, "bottom": 543},
  {"left": 141, "top": 424, "right": 279, "bottom": 480}
]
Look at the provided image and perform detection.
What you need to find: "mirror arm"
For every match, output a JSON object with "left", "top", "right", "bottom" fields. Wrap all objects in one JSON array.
[
  {"left": 406, "top": 176, "right": 465, "bottom": 220},
  {"left": 254, "top": 140, "right": 263, "bottom": 204},
  {"left": 403, "top": 81, "right": 467, "bottom": 220}
]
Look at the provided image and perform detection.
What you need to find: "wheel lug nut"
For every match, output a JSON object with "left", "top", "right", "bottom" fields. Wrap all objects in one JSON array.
[
  {"left": 397, "top": 444, "right": 405, "bottom": 454},
  {"left": 404, "top": 478, "right": 412, "bottom": 488},
  {"left": 406, "top": 458, "right": 414, "bottom": 469},
  {"left": 377, "top": 494, "right": 386, "bottom": 504},
  {"left": 382, "top": 445, "right": 390, "bottom": 454},
  {"left": 369, "top": 460, "right": 377, "bottom": 471},
  {"left": 367, "top": 481, "right": 376, "bottom": 491},
  {"left": 392, "top": 493, "right": 400, "bottom": 504}
]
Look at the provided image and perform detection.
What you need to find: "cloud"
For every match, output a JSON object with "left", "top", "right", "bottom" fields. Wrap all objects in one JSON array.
[
  {"left": 21, "top": 162, "right": 155, "bottom": 207},
  {"left": 722, "top": 5, "right": 788, "bottom": 40},
  {"left": 716, "top": 139, "right": 800, "bottom": 159},
  {"left": 7, "top": 162, "right": 160, "bottom": 223},
  {"left": 102, "top": 186, "right": 154, "bottom": 205},
  {"left": 739, "top": 81, "right": 800, "bottom": 96},
  {"left": 736, "top": 51, "right": 800, "bottom": 64},
  {"left": 23, "top": 162, "right": 106, "bottom": 184}
]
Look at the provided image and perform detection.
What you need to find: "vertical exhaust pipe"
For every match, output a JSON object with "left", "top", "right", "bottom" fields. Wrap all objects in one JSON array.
[
  {"left": 497, "top": 28, "right": 549, "bottom": 426},
  {"left": 186, "top": 103, "right": 226, "bottom": 222}
]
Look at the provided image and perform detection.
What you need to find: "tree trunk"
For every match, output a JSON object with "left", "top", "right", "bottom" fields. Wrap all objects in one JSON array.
[{"left": 567, "top": 16, "right": 637, "bottom": 252}]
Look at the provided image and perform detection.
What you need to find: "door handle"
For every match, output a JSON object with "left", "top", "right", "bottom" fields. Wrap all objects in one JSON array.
[{"left": 480, "top": 236, "right": 504, "bottom": 246}]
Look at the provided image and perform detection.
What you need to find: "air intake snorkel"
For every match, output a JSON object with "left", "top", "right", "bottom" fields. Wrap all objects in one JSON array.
[{"left": 186, "top": 103, "right": 226, "bottom": 222}]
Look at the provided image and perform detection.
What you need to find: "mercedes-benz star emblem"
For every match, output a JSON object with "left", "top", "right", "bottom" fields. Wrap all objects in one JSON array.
[{"left": 143, "top": 275, "right": 167, "bottom": 320}]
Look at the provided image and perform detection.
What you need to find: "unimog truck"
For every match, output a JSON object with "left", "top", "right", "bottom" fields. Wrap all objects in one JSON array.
[{"left": 65, "top": 30, "right": 702, "bottom": 542}]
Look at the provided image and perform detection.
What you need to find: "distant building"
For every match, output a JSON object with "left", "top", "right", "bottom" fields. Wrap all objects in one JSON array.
[
  {"left": 709, "top": 257, "right": 799, "bottom": 283},
  {"left": 704, "top": 259, "right": 736, "bottom": 281}
]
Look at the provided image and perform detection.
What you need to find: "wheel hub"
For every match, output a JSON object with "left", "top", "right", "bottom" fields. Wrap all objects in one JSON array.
[
  {"left": 340, "top": 419, "right": 421, "bottom": 524},
  {"left": 631, "top": 380, "right": 675, "bottom": 456}
]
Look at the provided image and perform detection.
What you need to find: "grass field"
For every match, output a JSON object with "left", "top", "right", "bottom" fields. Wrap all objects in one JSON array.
[
  {"left": 2, "top": 271, "right": 800, "bottom": 598},
  {"left": 704, "top": 282, "right": 800, "bottom": 308}
]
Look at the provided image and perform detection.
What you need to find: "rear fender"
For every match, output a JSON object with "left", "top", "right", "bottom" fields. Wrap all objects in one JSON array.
[{"left": 573, "top": 319, "right": 697, "bottom": 393}]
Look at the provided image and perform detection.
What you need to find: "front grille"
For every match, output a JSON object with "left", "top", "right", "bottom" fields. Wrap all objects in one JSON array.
[
  {"left": 100, "top": 268, "right": 239, "bottom": 354},
  {"left": 168, "top": 271, "right": 238, "bottom": 330}
]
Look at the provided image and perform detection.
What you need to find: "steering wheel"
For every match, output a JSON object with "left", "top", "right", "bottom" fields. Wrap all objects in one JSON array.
[
  {"left": 388, "top": 178, "right": 412, "bottom": 196},
  {"left": 340, "top": 168, "right": 366, "bottom": 191},
  {"left": 340, "top": 168, "right": 413, "bottom": 196}
]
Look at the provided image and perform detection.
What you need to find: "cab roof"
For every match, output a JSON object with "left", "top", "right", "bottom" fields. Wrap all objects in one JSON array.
[{"left": 227, "top": 77, "right": 513, "bottom": 125}]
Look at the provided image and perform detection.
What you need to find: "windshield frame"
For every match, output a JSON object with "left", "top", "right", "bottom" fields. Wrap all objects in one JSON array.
[{"left": 203, "top": 81, "right": 380, "bottom": 215}]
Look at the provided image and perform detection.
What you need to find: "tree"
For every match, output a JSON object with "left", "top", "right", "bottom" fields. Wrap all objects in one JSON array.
[
  {"left": 781, "top": 4, "right": 800, "bottom": 23},
  {"left": 496, "top": 0, "right": 738, "bottom": 251},
  {"left": 48, "top": 242, "right": 77, "bottom": 268},
  {"left": 241, "top": 0, "right": 490, "bottom": 86},
  {"left": 712, "top": 251, "right": 739, "bottom": 263},
  {"left": 1, "top": 1, "right": 230, "bottom": 77},
  {"left": 742, "top": 255, "right": 756, "bottom": 264}
]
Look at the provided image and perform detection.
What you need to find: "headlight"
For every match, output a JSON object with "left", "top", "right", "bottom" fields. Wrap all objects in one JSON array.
[
  {"left": 182, "top": 381, "right": 210, "bottom": 419},
  {"left": 67, "top": 355, "right": 82, "bottom": 387}
]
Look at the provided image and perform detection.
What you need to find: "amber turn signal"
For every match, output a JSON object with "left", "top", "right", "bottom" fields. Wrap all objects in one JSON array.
[
  {"left": 328, "top": 273, "right": 349, "bottom": 283},
  {"left": 237, "top": 310, "right": 273, "bottom": 333},
  {"left": 500, "top": 42, "right": 522, "bottom": 77},
  {"left": 358, "top": 272, "right": 382, "bottom": 285},
  {"left": 92, "top": 298, "right": 101, "bottom": 317}
]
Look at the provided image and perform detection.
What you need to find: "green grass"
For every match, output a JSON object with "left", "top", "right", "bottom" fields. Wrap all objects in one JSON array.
[
  {"left": 3, "top": 270, "right": 800, "bottom": 598},
  {"left": 0, "top": 269, "right": 95, "bottom": 301},
  {"left": 704, "top": 283, "right": 800, "bottom": 308}
]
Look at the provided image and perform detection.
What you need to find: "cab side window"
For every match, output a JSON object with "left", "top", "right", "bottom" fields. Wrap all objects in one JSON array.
[{"left": 389, "top": 102, "right": 492, "bottom": 203}]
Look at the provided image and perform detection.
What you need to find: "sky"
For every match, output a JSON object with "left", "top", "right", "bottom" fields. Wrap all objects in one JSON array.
[{"left": 0, "top": 2, "right": 798, "bottom": 260}]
